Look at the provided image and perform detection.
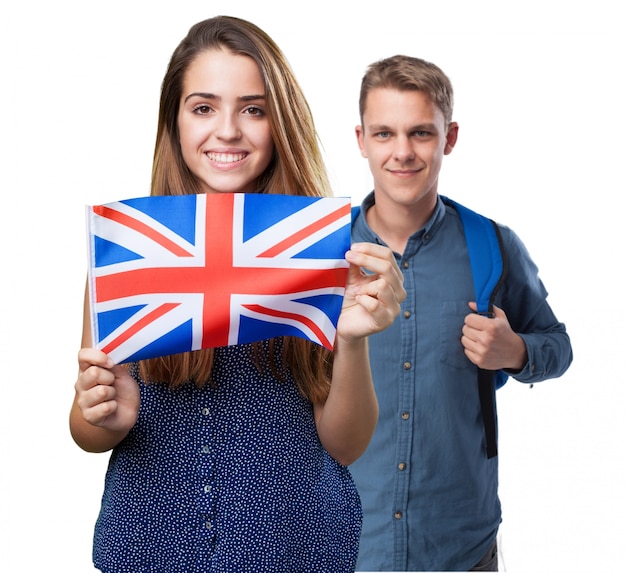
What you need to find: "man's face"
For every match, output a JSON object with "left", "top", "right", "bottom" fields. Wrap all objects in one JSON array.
[{"left": 356, "top": 88, "right": 457, "bottom": 210}]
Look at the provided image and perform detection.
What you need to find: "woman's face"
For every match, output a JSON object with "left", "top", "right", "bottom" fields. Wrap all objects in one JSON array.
[{"left": 177, "top": 48, "right": 275, "bottom": 194}]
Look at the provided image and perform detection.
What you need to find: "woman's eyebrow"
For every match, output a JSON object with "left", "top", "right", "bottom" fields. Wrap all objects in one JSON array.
[{"left": 183, "top": 92, "right": 265, "bottom": 103}]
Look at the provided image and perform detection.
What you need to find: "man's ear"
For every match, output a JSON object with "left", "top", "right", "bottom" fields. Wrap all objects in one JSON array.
[
  {"left": 355, "top": 125, "right": 368, "bottom": 158},
  {"left": 444, "top": 122, "right": 459, "bottom": 155}
]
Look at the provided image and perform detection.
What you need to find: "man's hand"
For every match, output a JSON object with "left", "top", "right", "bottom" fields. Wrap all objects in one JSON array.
[{"left": 462, "top": 302, "right": 527, "bottom": 371}]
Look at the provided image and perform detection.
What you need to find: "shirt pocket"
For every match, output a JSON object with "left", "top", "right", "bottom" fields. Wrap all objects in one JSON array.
[{"left": 439, "top": 300, "right": 472, "bottom": 370}]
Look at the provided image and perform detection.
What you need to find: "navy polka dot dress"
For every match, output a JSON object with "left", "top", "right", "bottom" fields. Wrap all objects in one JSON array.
[{"left": 92, "top": 342, "right": 362, "bottom": 572}]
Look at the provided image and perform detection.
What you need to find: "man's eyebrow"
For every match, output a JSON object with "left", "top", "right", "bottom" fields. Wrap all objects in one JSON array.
[
  {"left": 366, "top": 123, "right": 391, "bottom": 131},
  {"left": 367, "top": 122, "right": 439, "bottom": 132},
  {"left": 183, "top": 92, "right": 266, "bottom": 103},
  {"left": 411, "top": 123, "right": 438, "bottom": 130}
]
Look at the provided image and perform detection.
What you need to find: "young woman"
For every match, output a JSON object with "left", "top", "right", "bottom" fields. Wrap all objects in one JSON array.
[{"left": 70, "top": 16, "right": 404, "bottom": 573}]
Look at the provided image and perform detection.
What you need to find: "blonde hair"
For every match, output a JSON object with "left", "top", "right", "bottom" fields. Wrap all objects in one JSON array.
[
  {"left": 359, "top": 54, "right": 454, "bottom": 125},
  {"left": 141, "top": 16, "right": 334, "bottom": 403}
]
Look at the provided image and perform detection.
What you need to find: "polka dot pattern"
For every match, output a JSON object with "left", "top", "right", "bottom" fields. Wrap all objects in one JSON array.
[{"left": 93, "top": 342, "right": 362, "bottom": 572}]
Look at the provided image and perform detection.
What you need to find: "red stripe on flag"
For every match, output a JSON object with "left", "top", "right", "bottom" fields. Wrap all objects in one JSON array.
[
  {"left": 94, "top": 205, "right": 194, "bottom": 257},
  {"left": 101, "top": 302, "right": 181, "bottom": 355},
  {"left": 258, "top": 203, "right": 351, "bottom": 258},
  {"left": 241, "top": 303, "right": 333, "bottom": 350}
]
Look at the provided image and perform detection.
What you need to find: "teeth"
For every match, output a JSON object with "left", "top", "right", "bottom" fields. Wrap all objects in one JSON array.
[{"left": 207, "top": 152, "right": 246, "bottom": 163}]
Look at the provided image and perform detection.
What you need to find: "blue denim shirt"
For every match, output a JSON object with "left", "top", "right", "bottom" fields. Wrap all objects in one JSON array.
[{"left": 350, "top": 192, "right": 572, "bottom": 571}]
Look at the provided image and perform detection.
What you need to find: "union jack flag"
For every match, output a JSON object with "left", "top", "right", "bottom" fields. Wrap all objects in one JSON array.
[{"left": 86, "top": 193, "right": 352, "bottom": 364}]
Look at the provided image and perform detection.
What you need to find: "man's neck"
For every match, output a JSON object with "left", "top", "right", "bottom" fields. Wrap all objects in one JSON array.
[{"left": 366, "top": 192, "right": 437, "bottom": 255}]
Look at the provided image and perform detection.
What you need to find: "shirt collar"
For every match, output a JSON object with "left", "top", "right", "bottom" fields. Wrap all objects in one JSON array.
[{"left": 354, "top": 191, "right": 447, "bottom": 255}]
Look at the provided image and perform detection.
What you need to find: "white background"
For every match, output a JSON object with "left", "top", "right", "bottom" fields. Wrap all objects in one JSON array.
[{"left": 1, "top": 1, "right": 624, "bottom": 572}]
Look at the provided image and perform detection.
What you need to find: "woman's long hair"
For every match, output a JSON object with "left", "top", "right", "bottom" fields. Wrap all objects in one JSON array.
[{"left": 140, "top": 16, "right": 334, "bottom": 403}]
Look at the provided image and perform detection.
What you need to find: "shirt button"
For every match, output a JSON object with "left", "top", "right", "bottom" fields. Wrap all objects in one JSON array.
[
  {"left": 401, "top": 412, "right": 410, "bottom": 420},
  {"left": 394, "top": 511, "right": 403, "bottom": 520},
  {"left": 402, "top": 261, "right": 409, "bottom": 269},
  {"left": 398, "top": 462, "right": 407, "bottom": 471},
  {"left": 403, "top": 361, "right": 412, "bottom": 370},
  {"left": 403, "top": 310, "right": 411, "bottom": 319}
]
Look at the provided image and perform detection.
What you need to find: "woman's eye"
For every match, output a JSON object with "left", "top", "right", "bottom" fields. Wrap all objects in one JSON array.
[
  {"left": 244, "top": 106, "right": 265, "bottom": 116},
  {"left": 193, "top": 104, "right": 212, "bottom": 115}
]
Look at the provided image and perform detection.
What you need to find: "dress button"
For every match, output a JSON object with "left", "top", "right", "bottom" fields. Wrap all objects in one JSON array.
[
  {"left": 205, "top": 521, "right": 213, "bottom": 530},
  {"left": 202, "top": 407, "right": 210, "bottom": 416},
  {"left": 204, "top": 484, "right": 212, "bottom": 493},
  {"left": 201, "top": 445, "right": 210, "bottom": 454}
]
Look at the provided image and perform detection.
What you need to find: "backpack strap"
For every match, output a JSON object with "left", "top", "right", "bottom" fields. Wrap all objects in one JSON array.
[
  {"left": 440, "top": 196, "right": 505, "bottom": 316},
  {"left": 441, "top": 196, "right": 508, "bottom": 458},
  {"left": 441, "top": 197, "right": 509, "bottom": 389}
]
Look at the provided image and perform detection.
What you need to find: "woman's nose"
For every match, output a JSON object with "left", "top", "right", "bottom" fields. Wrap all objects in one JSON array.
[{"left": 215, "top": 113, "right": 242, "bottom": 141}]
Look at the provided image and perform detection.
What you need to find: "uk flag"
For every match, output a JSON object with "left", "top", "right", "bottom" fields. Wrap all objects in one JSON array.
[{"left": 87, "top": 193, "right": 352, "bottom": 364}]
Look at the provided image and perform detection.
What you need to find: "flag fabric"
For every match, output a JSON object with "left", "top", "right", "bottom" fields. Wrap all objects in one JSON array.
[{"left": 86, "top": 193, "right": 352, "bottom": 364}]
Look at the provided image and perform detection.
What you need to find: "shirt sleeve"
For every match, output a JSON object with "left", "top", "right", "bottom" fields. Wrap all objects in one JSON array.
[{"left": 497, "top": 225, "right": 573, "bottom": 384}]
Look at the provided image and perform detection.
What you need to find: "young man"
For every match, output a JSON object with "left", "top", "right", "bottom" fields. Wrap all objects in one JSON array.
[{"left": 349, "top": 55, "right": 573, "bottom": 572}]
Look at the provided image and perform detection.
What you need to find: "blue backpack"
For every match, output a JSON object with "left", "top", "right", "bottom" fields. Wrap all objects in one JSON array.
[{"left": 352, "top": 196, "right": 508, "bottom": 458}]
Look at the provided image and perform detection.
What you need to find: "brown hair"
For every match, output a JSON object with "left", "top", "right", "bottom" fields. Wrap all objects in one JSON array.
[
  {"left": 140, "top": 16, "right": 334, "bottom": 403},
  {"left": 359, "top": 54, "right": 454, "bottom": 125}
]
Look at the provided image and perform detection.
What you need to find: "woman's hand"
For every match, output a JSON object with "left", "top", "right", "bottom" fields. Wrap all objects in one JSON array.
[
  {"left": 337, "top": 242, "right": 405, "bottom": 341},
  {"left": 70, "top": 348, "right": 140, "bottom": 452}
]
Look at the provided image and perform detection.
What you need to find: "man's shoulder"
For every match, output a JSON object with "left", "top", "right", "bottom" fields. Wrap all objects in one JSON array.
[{"left": 440, "top": 196, "right": 521, "bottom": 247}]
